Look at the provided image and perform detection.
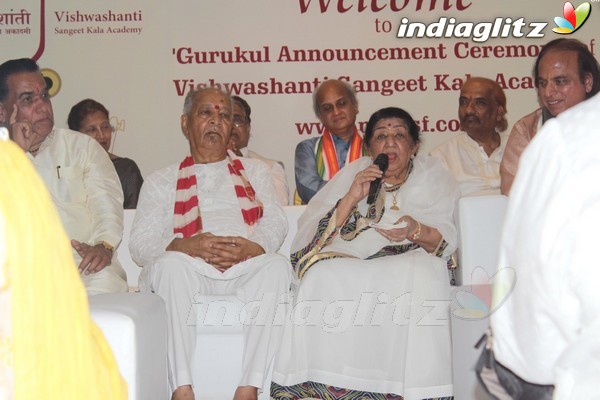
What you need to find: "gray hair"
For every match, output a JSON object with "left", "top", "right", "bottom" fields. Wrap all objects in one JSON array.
[
  {"left": 182, "top": 87, "right": 233, "bottom": 115},
  {"left": 312, "top": 79, "right": 358, "bottom": 119}
]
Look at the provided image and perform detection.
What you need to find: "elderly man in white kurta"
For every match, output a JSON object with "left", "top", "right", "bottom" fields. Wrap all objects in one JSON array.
[
  {"left": 0, "top": 58, "right": 126, "bottom": 295},
  {"left": 129, "top": 87, "right": 291, "bottom": 400}
]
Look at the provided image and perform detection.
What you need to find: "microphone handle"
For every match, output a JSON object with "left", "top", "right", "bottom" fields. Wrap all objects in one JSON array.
[{"left": 367, "top": 177, "right": 382, "bottom": 205}]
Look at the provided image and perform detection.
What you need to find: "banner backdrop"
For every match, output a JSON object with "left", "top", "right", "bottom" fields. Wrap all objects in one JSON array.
[{"left": 1, "top": 0, "right": 598, "bottom": 202}]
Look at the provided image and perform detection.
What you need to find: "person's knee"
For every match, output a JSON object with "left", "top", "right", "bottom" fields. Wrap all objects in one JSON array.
[
  {"left": 151, "top": 252, "right": 194, "bottom": 287},
  {"left": 259, "top": 254, "right": 292, "bottom": 284},
  {"left": 83, "top": 266, "right": 128, "bottom": 295},
  {"left": 299, "top": 261, "right": 330, "bottom": 284}
]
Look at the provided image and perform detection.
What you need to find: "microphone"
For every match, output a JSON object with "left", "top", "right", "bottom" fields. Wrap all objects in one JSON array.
[{"left": 367, "top": 153, "right": 389, "bottom": 204}]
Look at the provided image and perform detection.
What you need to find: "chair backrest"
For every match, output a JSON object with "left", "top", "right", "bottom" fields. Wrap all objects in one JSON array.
[
  {"left": 118, "top": 206, "right": 307, "bottom": 289},
  {"left": 456, "top": 195, "right": 508, "bottom": 286}
]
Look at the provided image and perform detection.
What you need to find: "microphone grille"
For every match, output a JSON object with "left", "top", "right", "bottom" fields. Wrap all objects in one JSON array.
[{"left": 374, "top": 153, "right": 389, "bottom": 172}]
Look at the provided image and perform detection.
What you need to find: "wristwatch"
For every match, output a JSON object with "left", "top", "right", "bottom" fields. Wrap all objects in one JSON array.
[{"left": 97, "top": 241, "right": 114, "bottom": 253}]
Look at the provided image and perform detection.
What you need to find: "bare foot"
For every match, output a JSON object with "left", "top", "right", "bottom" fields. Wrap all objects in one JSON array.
[
  {"left": 233, "top": 385, "right": 258, "bottom": 400},
  {"left": 172, "top": 385, "right": 195, "bottom": 400}
]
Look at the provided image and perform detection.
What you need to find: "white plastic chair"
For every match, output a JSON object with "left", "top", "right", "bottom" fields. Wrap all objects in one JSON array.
[
  {"left": 89, "top": 209, "right": 169, "bottom": 400},
  {"left": 451, "top": 195, "right": 507, "bottom": 400}
]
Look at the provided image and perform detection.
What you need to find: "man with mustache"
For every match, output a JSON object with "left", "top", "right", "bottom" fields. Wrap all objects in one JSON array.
[
  {"left": 0, "top": 58, "right": 127, "bottom": 295},
  {"left": 500, "top": 38, "right": 600, "bottom": 195},
  {"left": 430, "top": 76, "right": 508, "bottom": 196}
]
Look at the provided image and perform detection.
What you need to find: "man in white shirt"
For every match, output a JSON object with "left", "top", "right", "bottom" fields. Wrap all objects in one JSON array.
[
  {"left": 130, "top": 87, "right": 291, "bottom": 400},
  {"left": 430, "top": 77, "right": 508, "bottom": 196},
  {"left": 228, "top": 95, "right": 289, "bottom": 205},
  {"left": 499, "top": 38, "right": 599, "bottom": 195},
  {"left": 0, "top": 57, "right": 126, "bottom": 295},
  {"left": 490, "top": 93, "right": 600, "bottom": 399}
]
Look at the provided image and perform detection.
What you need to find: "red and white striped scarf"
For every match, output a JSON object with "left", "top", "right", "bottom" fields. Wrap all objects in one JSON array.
[{"left": 173, "top": 151, "right": 263, "bottom": 237}]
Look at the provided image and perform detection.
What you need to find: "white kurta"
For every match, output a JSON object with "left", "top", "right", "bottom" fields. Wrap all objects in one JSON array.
[
  {"left": 243, "top": 147, "right": 290, "bottom": 206},
  {"left": 491, "top": 93, "right": 600, "bottom": 399},
  {"left": 430, "top": 132, "right": 508, "bottom": 196},
  {"left": 28, "top": 128, "right": 126, "bottom": 295},
  {"left": 130, "top": 157, "right": 292, "bottom": 392},
  {"left": 272, "top": 156, "right": 460, "bottom": 399}
]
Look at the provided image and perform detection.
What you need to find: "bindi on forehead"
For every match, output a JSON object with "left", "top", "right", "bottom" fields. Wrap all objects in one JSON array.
[
  {"left": 199, "top": 102, "right": 227, "bottom": 109},
  {"left": 375, "top": 121, "right": 406, "bottom": 130}
]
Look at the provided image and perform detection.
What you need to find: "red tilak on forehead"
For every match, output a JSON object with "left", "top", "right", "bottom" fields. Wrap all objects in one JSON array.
[{"left": 214, "top": 105, "right": 220, "bottom": 110}]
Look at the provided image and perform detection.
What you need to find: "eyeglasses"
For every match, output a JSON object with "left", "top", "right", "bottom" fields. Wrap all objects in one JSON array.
[{"left": 232, "top": 116, "right": 248, "bottom": 128}]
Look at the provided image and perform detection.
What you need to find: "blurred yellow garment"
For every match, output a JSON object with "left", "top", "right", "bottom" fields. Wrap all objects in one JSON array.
[{"left": 0, "top": 139, "right": 126, "bottom": 399}]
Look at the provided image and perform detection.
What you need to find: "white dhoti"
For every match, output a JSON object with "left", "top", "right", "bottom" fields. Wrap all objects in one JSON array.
[
  {"left": 81, "top": 257, "right": 128, "bottom": 296},
  {"left": 140, "top": 251, "right": 292, "bottom": 392},
  {"left": 272, "top": 251, "right": 453, "bottom": 400}
]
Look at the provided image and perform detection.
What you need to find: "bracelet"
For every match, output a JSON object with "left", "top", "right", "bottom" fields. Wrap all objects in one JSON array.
[
  {"left": 96, "top": 241, "right": 114, "bottom": 253},
  {"left": 432, "top": 238, "right": 447, "bottom": 256},
  {"left": 410, "top": 221, "right": 421, "bottom": 241}
]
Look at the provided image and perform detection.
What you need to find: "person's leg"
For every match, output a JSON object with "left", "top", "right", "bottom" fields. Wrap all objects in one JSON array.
[
  {"left": 234, "top": 254, "right": 292, "bottom": 396},
  {"left": 83, "top": 263, "right": 128, "bottom": 295},
  {"left": 140, "top": 252, "right": 206, "bottom": 398},
  {"left": 171, "top": 385, "right": 195, "bottom": 400},
  {"left": 233, "top": 386, "right": 258, "bottom": 400}
]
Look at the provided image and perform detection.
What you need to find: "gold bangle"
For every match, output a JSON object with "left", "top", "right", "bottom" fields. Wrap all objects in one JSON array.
[
  {"left": 410, "top": 221, "right": 421, "bottom": 241},
  {"left": 96, "top": 241, "right": 114, "bottom": 253},
  {"left": 432, "top": 237, "right": 444, "bottom": 255}
]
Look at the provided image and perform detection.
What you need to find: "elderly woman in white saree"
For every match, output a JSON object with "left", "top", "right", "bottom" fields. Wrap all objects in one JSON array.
[{"left": 271, "top": 107, "right": 460, "bottom": 400}]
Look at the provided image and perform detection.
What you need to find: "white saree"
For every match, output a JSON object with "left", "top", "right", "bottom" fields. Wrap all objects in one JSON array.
[{"left": 272, "top": 156, "right": 460, "bottom": 399}]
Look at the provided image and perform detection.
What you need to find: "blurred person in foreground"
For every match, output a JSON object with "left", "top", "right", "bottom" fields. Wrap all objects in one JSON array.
[
  {"left": 488, "top": 93, "right": 600, "bottom": 399},
  {"left": 0, "top": 138, "right": 126, "bottom": 399}
]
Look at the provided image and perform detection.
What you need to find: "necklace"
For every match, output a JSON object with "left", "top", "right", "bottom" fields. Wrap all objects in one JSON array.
[
  {"left": 383, "top": 160, "right": 413, "bottom": 211},
  {"left": 389, "top": 190, "right": 400, "bottom": 210}
]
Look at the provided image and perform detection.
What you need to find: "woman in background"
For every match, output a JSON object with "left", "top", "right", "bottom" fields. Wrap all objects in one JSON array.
[{"left": 68, "top": 99, "right": 143, "bottom": 209}]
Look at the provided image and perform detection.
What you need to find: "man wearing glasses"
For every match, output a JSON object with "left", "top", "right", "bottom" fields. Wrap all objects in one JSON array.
[
  {"left": 228, "top": 95, "right": 289, "bottom": 205},
  {"left": 0, "top": 57, "right": 127, "bottom": 295}
]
